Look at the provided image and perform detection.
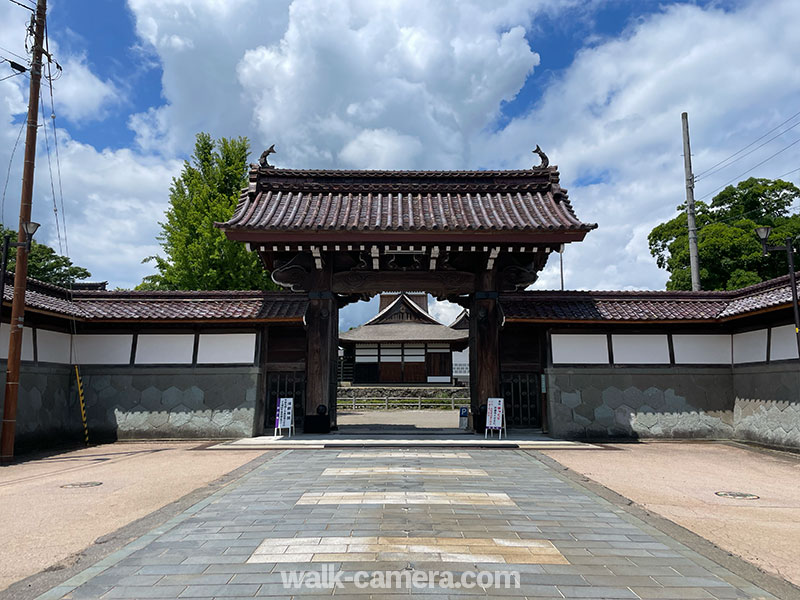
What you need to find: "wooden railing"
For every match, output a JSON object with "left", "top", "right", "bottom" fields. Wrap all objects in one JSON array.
[{"left": 337, "top": 396, "right": 469, "bottom": 410}]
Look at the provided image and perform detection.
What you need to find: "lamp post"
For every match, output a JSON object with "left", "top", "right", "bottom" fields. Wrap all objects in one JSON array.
[
  {"left": 754, "top": 226, "right": 800, "bottom": 359},
  {"left": 0, "top": 222, "right": 40, "bottom": 305}
]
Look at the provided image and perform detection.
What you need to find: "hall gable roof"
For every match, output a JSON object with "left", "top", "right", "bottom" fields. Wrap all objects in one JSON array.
[
  {"left": 219, "top": 166, "right": 596, "bottom": 239},
  {"left": 364, "top": 293, "right": 439, "bottom": 326}
]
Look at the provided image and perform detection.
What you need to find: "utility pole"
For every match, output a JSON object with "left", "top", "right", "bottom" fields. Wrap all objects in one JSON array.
[
  {"left": 682, "top": 112, "right": 701, "bottom": 291},
  {"left": 1, "top": 0, "right": 47, "bottom": 464}
]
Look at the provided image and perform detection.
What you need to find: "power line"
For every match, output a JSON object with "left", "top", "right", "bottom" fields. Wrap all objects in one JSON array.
[
  {"left": 774, "top": 166, "right": 800, "bottom": 180},
  {"left": 697, "top": 201, "right": 800, "bottom": 231},
  {"left": 6, "top": 0, "right": 34, "bottom": 11},
  {"left": 44, "top": 21, "right": 68, "bottom": 259},
  {"left": 0, "top": 71, "right": 26, "bottom": 82},
  {"left": 39, "top": 89, "right": 63, "bottom": 253},
  {"left": 1, "top": 120, "right": 26, "bottom": 224},
  {"left": 0, "top": 45, "right": 29, "bottom": 62},
  {"left": 696, "top": 136, "right": 800, "bottom": 201},
  {"left": 694, "top": 118, "right": 800, "bottom": 182},
  {"left": 695, "top": 109, "right": 800, "bottom": 179}
]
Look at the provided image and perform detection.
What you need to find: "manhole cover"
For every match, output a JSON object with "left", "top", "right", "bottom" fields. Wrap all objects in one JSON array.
[
  {"left": 60, "top": 482, "right": 103, "bottom": 489},
  {"left": 715, "top": 491, "right": 759, "bottom": 500}
]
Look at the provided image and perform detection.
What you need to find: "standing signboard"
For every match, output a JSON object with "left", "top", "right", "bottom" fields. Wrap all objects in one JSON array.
[
  {"left": 274, "top": 397, "right": 295, "bottom": 437},
  {"left": 485, "top": 397, "right": 506, "bottom": 439}
]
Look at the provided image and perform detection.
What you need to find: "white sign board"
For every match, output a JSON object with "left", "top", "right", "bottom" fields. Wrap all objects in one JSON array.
[
  {"left": 485, "top": 397, "right": 506, "bottom": 439},
  {"left": 274, "top": 397, "right": 295, "bottom": 436}
]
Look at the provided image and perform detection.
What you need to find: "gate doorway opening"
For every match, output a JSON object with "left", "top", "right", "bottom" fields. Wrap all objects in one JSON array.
[{"left": 335, "top": 292, "right": 470, "bottom": 433}]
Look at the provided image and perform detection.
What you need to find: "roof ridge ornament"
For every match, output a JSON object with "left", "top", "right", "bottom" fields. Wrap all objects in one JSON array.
[
  {"left": 258, "top": 144, "right": 276, "bottom": 169},
  {"left": 532, "top": 145, "right": 549, "bottom": 169}
]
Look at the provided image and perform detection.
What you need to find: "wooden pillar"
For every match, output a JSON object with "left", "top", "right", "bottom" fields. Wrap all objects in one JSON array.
[
  {"left": 469, "top": 271, "right": 501, "bottom": 431},
  {"left": 304, "top": 262, "right": 338, "bottom": 429}
]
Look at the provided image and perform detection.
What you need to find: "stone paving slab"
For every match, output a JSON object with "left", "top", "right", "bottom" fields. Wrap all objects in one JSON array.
[{"left": 35, "top": 448, "right": 784, "bottom": 599}]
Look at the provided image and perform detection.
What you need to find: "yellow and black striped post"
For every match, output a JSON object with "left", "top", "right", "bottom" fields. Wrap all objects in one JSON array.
[{"left": 74, "top": 365, "right": 89, "bottom": 446}]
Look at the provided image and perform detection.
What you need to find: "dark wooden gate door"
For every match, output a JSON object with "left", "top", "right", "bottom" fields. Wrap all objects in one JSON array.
[
  {"left": 501, "top": 372, "right": 541, "bottom": 428},
  {"left": 265, "top": 371, "right": 306, "bottom": 431}
]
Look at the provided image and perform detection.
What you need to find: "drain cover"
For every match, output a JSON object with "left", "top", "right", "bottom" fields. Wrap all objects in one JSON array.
[
  {"left": 715, "top": 491, "right": 759, "bottom": 500},
  {"left": 60, "top": 481, "right": 103, "bottom": 489}
]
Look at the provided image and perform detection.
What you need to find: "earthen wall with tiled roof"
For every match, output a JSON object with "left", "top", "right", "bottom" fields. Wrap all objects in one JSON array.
[{"left": 2, "top": 272, "right": 799, "bottom": 326}]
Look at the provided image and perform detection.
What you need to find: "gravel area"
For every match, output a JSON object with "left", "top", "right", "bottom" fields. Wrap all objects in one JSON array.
[{"left": 543, "top": 440, "right": 800, "bottom": 587}]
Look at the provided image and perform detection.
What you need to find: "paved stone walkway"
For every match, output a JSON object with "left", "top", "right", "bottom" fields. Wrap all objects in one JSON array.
[{"left": 40, "top": 449, "right": 778, "bottom": 599}]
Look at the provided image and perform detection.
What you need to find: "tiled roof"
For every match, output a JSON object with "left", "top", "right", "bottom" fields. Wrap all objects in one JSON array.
[
  {"left": 501, "top": 293, "right": 728, "bottom": 322},
  {"left": 502, "top": 274, "right": 798, "bottom": 322},
  {"left": 718, "top": 275, "right": 796, "bottom": 318},
  {"left": 2, "top": 282, "right": 79, "bottom": 317},
  {"left": 2, "top": 274, "right": 306, "bottom": 322},
  {"left": 3, "top": 273, "right": 798, "bottom": 325},
  {"left": 73, "top": 290, "right": 306, "bottom": 321},
  {"left": 220, "top": 168, "right": 596, "bottom": 234},
  {"left": 340, "top": 323, "right": 469, "bottom": 344}
]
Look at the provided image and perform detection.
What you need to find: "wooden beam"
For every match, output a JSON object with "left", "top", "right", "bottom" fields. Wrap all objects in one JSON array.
[
  {"left": 332, "top": 270, "right": 475, "bottom": 296},
  {"left": 311, "top": 246, "right": 322, "bottom": 270},
  {"left": 486, "top": 246, "right": 500, "bottom": 270},
  {"left": 371, "top": 245, "right": 380, "bottom": 270}
]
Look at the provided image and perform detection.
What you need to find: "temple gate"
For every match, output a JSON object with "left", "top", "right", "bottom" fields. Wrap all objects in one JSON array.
[{"left": 217, "top": 149, "right": 595, "bottom": 431}]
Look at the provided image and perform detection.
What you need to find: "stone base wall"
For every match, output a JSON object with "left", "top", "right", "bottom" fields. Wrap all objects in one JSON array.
[
  {"left": 0, "top": 361, "right": 83, "bottom": 451},
  {"left": 80, "top": 366, "right": 260, "bottom": 441},
  {"left": 733, "top": 363, "right": 800, "bottom": 449},
  {"left": 546, "top": 367, "right": 734, "bottom": 439}
]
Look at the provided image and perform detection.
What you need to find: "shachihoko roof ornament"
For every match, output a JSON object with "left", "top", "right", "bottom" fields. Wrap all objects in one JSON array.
[{"left": 532, "top": 145, "right": 549, "bottom": 169}]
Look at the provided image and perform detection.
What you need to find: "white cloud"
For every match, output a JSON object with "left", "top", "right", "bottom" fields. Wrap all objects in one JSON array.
[
  {"left": 484, "top": 0, "right": 800, "bottom": 291},
  {"left": 126, "top": 0, "right": 291, "bottom": 155},
  {"left": 50, "top": 56, "right": 122, "bottom": 123},
  {"left": 339, "top": 129, "right": 423, "bottom": 170},
  {"left": 236, "top": 0, "right": 541, "bottom": 168},
  {"left": 28, "top": 134, "right": 181, "bottom": 289}
]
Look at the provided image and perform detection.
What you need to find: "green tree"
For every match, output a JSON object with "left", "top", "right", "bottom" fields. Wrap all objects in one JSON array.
[
  {"left": 139, "top": 133, "right": 275, "bottom": 290},
  {"left": 1, "top": 226, "right": 91, "bottom": 286},
  {"left": 648, "top": 178, "right": 800, "bottom": 290}
]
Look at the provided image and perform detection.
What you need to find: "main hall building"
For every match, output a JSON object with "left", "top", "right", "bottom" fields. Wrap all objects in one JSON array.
[{"left": 1, "top": 155, "right": 798, "bottom": 451}]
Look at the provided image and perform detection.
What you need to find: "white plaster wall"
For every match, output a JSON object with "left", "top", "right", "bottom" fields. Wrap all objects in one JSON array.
[
  {"left": 37, "top": 329, "right": 72, "bottom": 363},
  {"left": 196, "top": 333, "right": 256, "bottom": 364},
  {"left": 0, "top": 325, "right": 35, "bottom": 361},
  {"left": 73, "top": 334, "right": 133, "bottom": 365},
  {"left": 612, "top": 334, "right": 670, "bottom": 364},
  {"left": 135, "top": 334, "right": 194, "bottom": 364},
  {"left": 673, "top": 334, "right": 731, "bottom": 364},
  {"left": 770, "top": 324, "right": 799, "bottom": 361},
  {"left": 551, "top": 334, "right": 608, "bottom": 364},
  {"left": 452, "top": 349, "right": 468, "bottom": 370},
  {"left": 733, "top": 329, "right": 768, "bottom": 364}
]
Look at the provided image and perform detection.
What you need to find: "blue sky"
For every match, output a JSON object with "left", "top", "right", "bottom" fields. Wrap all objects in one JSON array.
[
  {"left": 46, "top": 0, "right": 163, "bottom": 150},
  {"left": 1, "top": 0, "right": 799, "bottom": 329}
]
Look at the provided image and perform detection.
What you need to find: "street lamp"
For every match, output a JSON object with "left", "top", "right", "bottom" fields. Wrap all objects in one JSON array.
[
  {"left": 0, "top": 221, "right": 39, "bottom": 312},
  {"left": 754, "top": 226, "right": 800, "bottom": 359}
]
